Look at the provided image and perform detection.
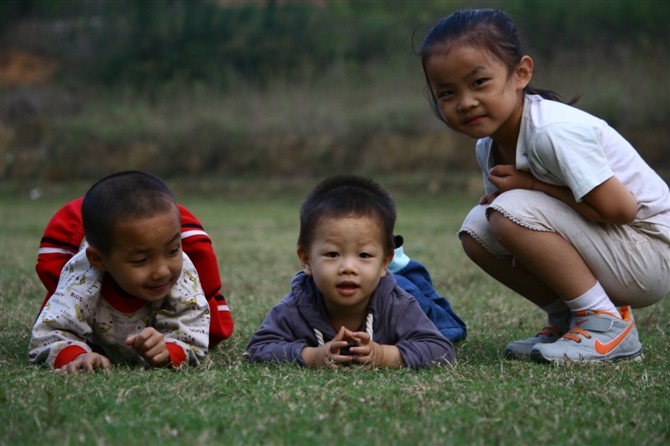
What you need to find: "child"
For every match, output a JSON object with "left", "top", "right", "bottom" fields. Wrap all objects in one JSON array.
[
  {"left": 419, "top": 9, "right": 670, "bottom": 362},
  {"left": 245, "top": 175, "right": 455, "bottom": 369},
  {"left": 29, "top": 171, "right": 232, "bottom": 372}
]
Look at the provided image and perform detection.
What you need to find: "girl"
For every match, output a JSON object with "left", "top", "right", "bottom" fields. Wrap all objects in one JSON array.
[{"left": 419, "top": 9, "right": 670, "bottom": 362}]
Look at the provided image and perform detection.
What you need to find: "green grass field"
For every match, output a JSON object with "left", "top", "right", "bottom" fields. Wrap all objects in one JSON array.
[{"left": 1, "top": 177, "right": 668, "bottom": 445}]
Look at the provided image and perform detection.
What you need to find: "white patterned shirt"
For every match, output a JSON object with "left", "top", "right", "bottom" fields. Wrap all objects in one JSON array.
[{"left": 29, "top": 249, "right": 210, "bottom": 368}]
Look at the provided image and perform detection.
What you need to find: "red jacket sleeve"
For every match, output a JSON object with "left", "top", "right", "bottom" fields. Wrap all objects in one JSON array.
[
  {"left": 36, "top": 197, "right": 86, "bottom": 312},
  {"left": 178, "top": 205, "right": 234, "bottom": 347}
]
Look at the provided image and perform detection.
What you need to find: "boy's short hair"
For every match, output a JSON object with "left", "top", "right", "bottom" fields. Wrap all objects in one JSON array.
[
  {"left": 298, "top": 175, "right": 396, "bottom": 255},
  {"left": 82, "top": 171, "right": 178, "bottom": 255}
]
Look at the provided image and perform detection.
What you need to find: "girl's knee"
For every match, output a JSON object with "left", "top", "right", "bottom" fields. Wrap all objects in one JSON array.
[
  {"left": 459, "top": 232, "right": 478, "bottom": 258},
  {"left": 488, "top": 209, "right": 514, "bottom": 238},
  {"left": 459, "top": 231, "right": 489, "bottom": 263},
  {"left": 459, "top": 204, "right": 512, "bottom": 258}
]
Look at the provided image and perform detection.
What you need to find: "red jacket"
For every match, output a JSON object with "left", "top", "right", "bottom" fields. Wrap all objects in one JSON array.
[{"left": 36, "top": 197, "right": 234, "bottom": 348}]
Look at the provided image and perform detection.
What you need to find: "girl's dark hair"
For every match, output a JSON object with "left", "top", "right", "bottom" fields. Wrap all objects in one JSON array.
[
  {"left": 298, "top": 175, "right": 396, "bottom": 255},
  {"left": 419, "top": 8, "right": 569, "bottom": 125},
  {"left": 82, "top": 171, "right": 178, "bottom": 255}
]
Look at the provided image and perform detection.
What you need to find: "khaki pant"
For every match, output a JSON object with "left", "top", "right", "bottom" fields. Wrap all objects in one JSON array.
[{"left": 459, "top": 189, "right": 670, "bottom": 308}]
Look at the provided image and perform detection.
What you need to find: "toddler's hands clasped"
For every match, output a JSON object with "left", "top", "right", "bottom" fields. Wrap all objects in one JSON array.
[
  {"left": 329, "top": 326, "right": 371, "bottom": 368},
  {"left": 302, "top": 326, "right": 402, "bottom": 369}
]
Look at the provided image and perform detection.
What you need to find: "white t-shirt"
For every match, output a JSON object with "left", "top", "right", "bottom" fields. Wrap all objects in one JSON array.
[{"left": 475, "top": 94, "right": 670, "bottom": 227}]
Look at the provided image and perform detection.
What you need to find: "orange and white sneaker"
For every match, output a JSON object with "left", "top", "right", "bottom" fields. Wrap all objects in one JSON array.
[
  {"left": 504, "top": 324, "right": 567, "bottom": 360},
  {"left": 530, "top": 306, "right": 643, "bottom": 363}
]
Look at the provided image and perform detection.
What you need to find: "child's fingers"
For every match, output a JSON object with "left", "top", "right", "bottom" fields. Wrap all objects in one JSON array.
[
  {"left": 340, "top": 327, "right": 357, "bottom": 339},
  {"left": 353, "top": 331, "right": 370, "bottom": 344},
  {"left": 57, "top": 362, "right": 80, "bottom": 374},
  {"left": 332, "top": 326, "right": 346, "bottom": 341},
  {"left": 328, "top": 340, "right": 348, "bottom": 355},
  {"left": 126, "top": 330, "right": 149, "bottom": 346},
  {"left": 333, "top": 326, "right": 358, "bottom": 342},
  {"left": 144, "top": 349, "right": 170, "bottom": 366},
  {"left": 96, "top": 355, "right": 112, "bottom": 371},
  {"left": 58, "top": 353, "right": 111, "bottom": 374},
  {"left": 126, "top": 327, "right": 161, "bottom": 349},
  {"left": 127, "top": 329, "right": 168, "bottom": 366},
  {"left": 142, "top": 342, "right": 166, "bottom": 359}
]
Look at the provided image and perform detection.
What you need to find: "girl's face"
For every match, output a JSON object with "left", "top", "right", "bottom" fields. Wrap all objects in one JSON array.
[
  {"left": 297, "top": 216, "right": 393, "bottom": 316},
  {"left": 87, "top": 208, "right": 183, "bottom": 303},
  {"left": 424, "top": 43, "right": 532, "bottom": 146}
]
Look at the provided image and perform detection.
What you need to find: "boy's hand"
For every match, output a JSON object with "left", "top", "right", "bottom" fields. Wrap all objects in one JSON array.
[
  {"left": 57, "top": 352, "right": 111, "bottom": 374},
  {"left": 349, "top": 331, "right": 404, "bottom": 369},
  {"left": 301, "top": 327, "right": 404, "bottom": 369},
  {"left": 126, "top": 327, "right": 170, "bottom": 367},
  {"left": 301, "top": 326, "right": 356, "bottom": 369}
]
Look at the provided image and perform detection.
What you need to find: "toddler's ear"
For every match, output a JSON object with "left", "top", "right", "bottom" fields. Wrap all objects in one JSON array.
[
  {"left": 380, "top": 251, "right": 394, "bottom": 277},
  {"left": 296, "top": 247, "right": 312, "bottom": 275},
  {"left": 86, "top": 246, "right": 107, "bottom": 272}
]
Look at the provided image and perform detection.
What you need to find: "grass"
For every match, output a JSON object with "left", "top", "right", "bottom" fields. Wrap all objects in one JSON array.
[{"left": 1, "top": 176, "right": 669, "bottom": 446}]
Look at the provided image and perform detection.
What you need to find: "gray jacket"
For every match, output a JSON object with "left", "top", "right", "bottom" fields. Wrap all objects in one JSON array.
[{"left": 245, "top": 272, "right": 455, "bottom": 369}]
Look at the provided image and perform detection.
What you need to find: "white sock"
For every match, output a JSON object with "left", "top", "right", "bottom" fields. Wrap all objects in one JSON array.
[
  {"left": 541, "top": 299, "right": 571, "bottom": 327},
  {"left": 564, "top": 281, "right": 619, "bottom": 317}
]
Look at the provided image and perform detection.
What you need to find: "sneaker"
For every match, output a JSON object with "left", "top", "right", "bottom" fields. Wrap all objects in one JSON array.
[
  {"left": 530, "top": 306, "right": 643, "bottom": 363},
  {"left": 504, "top": 324, "right": 566, "bottom": 360}
]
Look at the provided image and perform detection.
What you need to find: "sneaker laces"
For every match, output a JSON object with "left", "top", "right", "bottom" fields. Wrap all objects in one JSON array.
[
  {"left": 562, "top": 309, "right": 622, "bottom": 343},
  {"left": 563, "top": 328, "right": 591, "bottom": 343},
  {"left": 536, "top": 324, "right": 564, "bottom": 338}
]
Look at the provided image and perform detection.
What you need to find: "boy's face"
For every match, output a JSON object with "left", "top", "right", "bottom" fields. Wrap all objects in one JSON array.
[
  {"left": 298, "top": 215, "right": 393, "bottom": 314},
  {"left": 87, "top": 207, "right": 183, "bottom": 303}
]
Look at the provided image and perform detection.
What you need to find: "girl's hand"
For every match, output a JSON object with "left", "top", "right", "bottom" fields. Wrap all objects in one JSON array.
[
  {"left": 479, "top": 191, "right": 499, "bottom": 205},
  {"left": 488, "top": 165, "right": 636, "bottom": 224},
  {"left": 57, "top": 352, "right": 111, "bottom": 374},
  {"left": 126, "top": 327, "right": 170, "bottom": 367},
  {"left": 488, "top": 165, "right": 534, "bottom": 193}
]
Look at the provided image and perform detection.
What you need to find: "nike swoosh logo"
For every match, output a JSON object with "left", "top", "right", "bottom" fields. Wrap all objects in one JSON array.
[
  {"left": 575, "top": 319, "right": 588, "bottom": 326},
  {"left": 594, "top": 322, "right": 634, "bottom": 355}
]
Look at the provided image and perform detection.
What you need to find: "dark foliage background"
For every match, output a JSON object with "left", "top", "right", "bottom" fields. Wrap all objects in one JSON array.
[{"left": 1, "top": 0, "right": 668, "bottom": 185}]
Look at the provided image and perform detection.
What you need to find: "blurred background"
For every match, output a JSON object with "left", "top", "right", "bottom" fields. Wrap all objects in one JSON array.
[{"left": 1, "top": 0, "right": 668, "bottom": 191}]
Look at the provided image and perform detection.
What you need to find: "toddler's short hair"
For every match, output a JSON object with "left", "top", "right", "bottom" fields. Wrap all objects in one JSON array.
[
  {"left": 298, "top": 175, "right": 396, "bottom": 255},
  {"left": 82, "top": 171, "right": 177, "bottom": 255}
]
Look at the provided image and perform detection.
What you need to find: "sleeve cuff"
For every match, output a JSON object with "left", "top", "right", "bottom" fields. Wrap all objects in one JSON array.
[
  {"left": 165, "top": 342, "right": 187, "bottom": 367},
  {"left": 54, "top": 345, "right": 88, "bottom": 368}
]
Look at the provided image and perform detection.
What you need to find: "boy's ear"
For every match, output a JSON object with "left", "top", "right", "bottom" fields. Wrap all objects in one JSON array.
[
  {"left": 380, "top": 251, "right": 394, "bottom": 278},
  {"left": 296, "top": 247, "right": 312, "bottom": 275},
  {"left": 86, "top": 246, "right": 107, "bottom": 271},
  {"left": 516, "top": 55, "right": 533, "bottom": 89}
]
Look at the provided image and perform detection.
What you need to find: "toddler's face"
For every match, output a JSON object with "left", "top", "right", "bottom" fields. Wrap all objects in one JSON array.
[
  {"left": 94, "top": 207, "right": 183, "bottom": 302},
  {"left": 424, "top": 43, "right": 529, "bottom": 143},
  {"left": 298, "top": 215, "right": 392, "bottom": 314}
]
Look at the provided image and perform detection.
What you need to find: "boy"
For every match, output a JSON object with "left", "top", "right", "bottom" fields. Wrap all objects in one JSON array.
[
  {"left": 29, "top": 171, "right": 230, "bottom": 372},
  {"left": 245, "top": 175, "right": 455, "bottom": 369}
]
